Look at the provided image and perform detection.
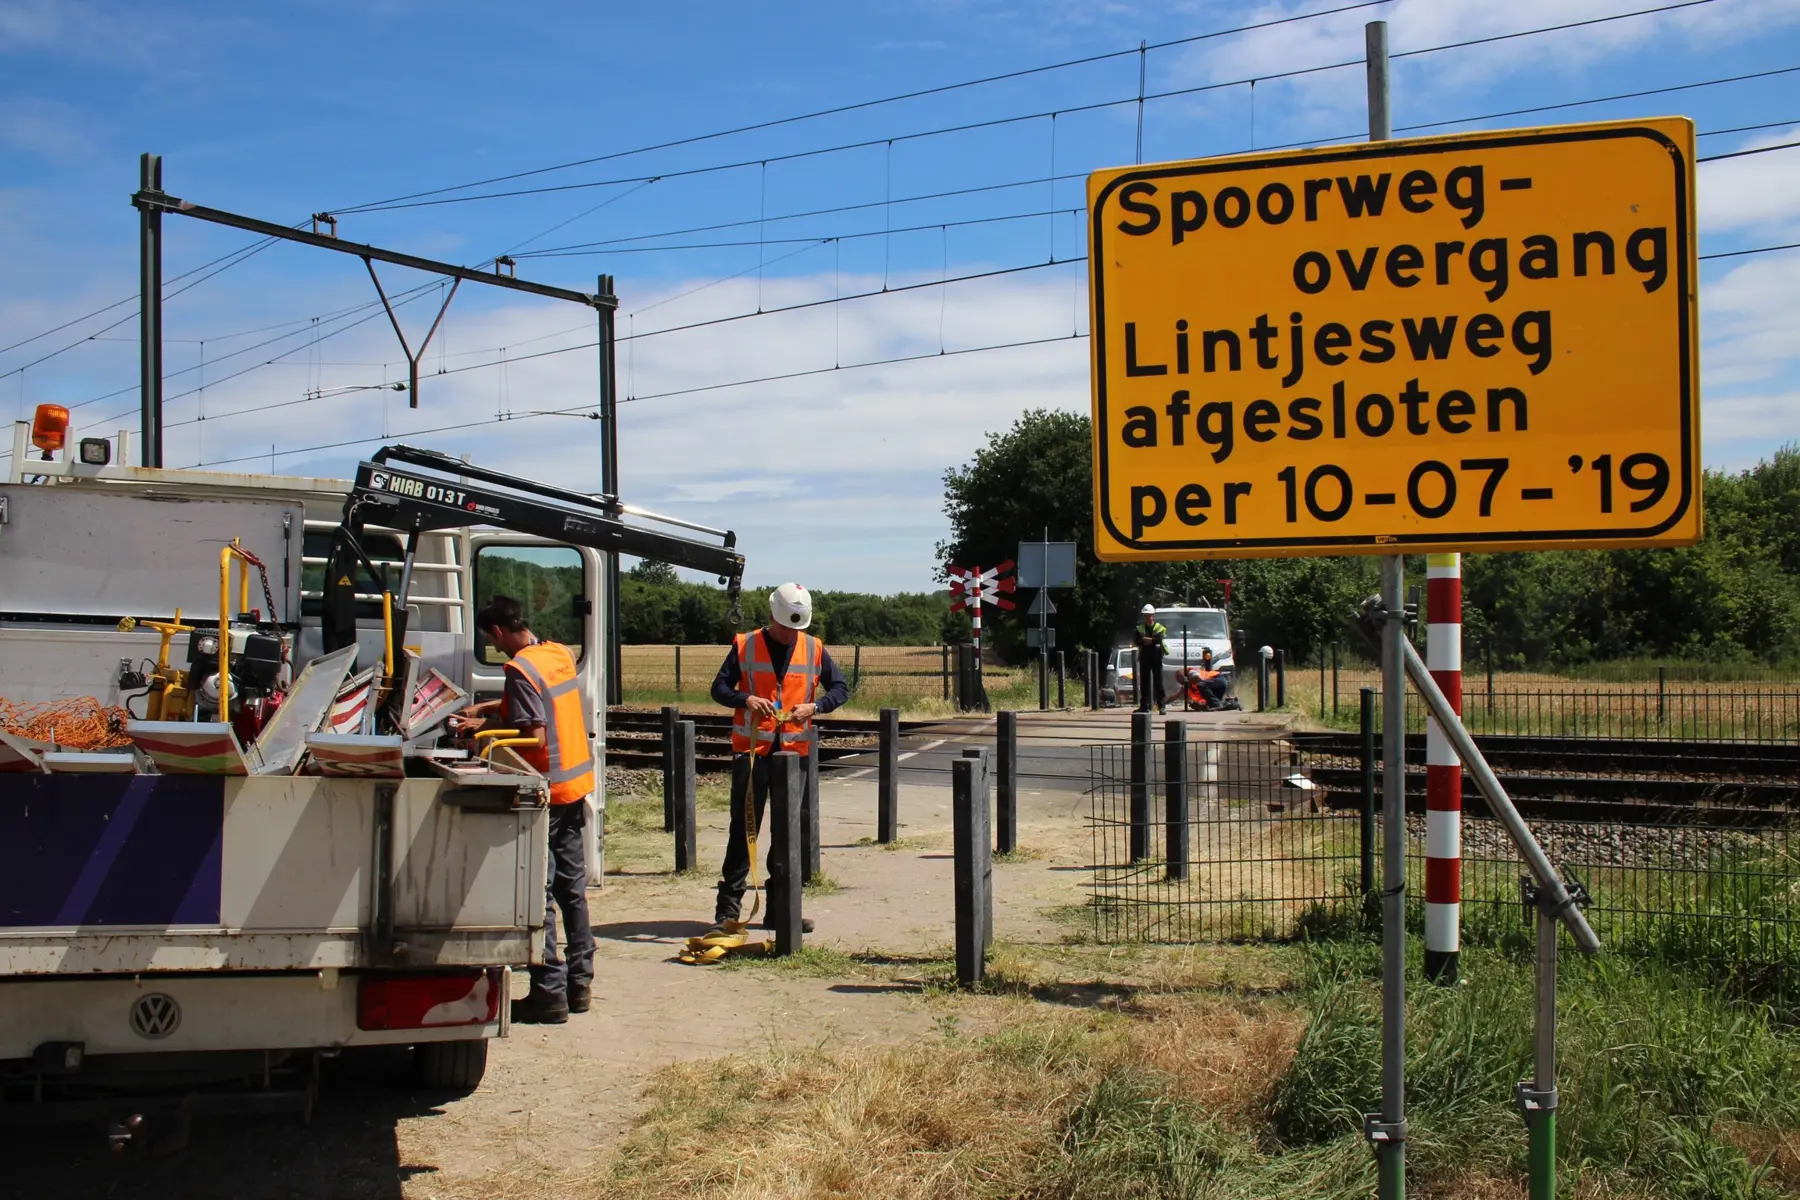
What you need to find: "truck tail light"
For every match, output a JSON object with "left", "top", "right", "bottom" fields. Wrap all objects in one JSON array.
[{"left": 357, "top": 969, "right": 500, "bottom": 1031}]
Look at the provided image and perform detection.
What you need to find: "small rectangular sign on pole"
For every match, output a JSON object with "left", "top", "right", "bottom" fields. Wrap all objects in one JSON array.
[
  {"left": 1085, "top": 117, "right": 1699, "bottom": 560},
  {"left": 1017, "top": 540, "right": 1078, "bottom": 588}
]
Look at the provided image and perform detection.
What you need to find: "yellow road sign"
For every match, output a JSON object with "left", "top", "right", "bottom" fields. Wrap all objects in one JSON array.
[{"left": 1086, "top": 118, "right": 1699, "bottom": 560}]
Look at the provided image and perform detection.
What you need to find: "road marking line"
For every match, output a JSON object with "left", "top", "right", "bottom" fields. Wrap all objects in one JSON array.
[{"left": 897, "top": 738, "right": 947, "bottom": 762}]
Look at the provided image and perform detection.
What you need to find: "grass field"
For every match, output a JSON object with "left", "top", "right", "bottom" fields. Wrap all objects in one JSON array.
[
  {"left": 1275, "top": 661, "right": 1800, "bottom": 741},
  {"left": 621, "top": 643, "right": 1049, "bottom": 717}
]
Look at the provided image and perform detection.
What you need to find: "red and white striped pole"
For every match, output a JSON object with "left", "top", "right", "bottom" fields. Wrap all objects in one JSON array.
[
  {"left": 1424, "top": 552, "right": 1462, "bottom": 984},
  {"left": 968, "top": 566, "right": 981, "bottom": 656}
]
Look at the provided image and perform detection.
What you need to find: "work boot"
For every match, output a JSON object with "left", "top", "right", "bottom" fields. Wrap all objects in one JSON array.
[
  {"left": 763, "top": 917, "right": 816, "bottom": 934},
  {"left": 567, "top": 985, "right": 591, "bottom": 1014},
  {"left": 511, "top": 992, "right": 569, "bottom": 1025}
]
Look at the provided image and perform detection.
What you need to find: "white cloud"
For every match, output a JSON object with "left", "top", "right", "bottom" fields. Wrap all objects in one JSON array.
[
  {"left": 1701, "top": 253, "right": 1800, "bottom": 388},
  {"left": 1703, "top": 391, "right": 1800, "bottom": 440}
]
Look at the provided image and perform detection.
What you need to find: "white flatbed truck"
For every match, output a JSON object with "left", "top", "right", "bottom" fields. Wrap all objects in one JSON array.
[{"left": 0, "top": 422, "right": 743, "bottom": 1150}]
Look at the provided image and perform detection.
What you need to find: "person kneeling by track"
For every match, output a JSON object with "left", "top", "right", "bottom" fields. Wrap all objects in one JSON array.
[{"left": 1178, "top": 649, "right": 1239, "bottom": 712}]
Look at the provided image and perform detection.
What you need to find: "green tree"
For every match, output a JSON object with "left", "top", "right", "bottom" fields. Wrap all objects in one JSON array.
[{"left": 627, "top": 558, "right": 680, "bottom": 587}]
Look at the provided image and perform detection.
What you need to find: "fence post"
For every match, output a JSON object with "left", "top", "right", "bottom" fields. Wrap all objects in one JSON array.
[
  {"left": 853, "top": 644, "right": 862, "bottom": 694},
  {"left": 768, "top": 751, "right": 804, "bottom": 956},
  {"left": 1129, "top": 710, "right": 1152, "bottom": 863},
  {"left": 1658, "top": 665, "right": 1667, "bottom": 725},
  {"left": 1486, "top": 639, "right": 1495, "bottom": 713},
  {"left": 672, "top": 720, "right": 697, "bottom": 872},
  {"left": 674, "top": 644, "right": 682, "bottom": 696},
  {"left": 1275, "top": 648, "right": 1286, "bottom": 708},
  {"left": 1360, "top": 687, "right": 1376, "bottom": 900},
  {"left": 1056, "top": 651, "right": 1066, "bottom": 709},
  {"left": 941, "top": 643, "right": 950, "bottom": 702},
  {"left": 962, "top": 747, "right": 993, "bottom": 949},
  {"left": 802, "top": 736, "right": 821, "bottom": 885},
  {"left": 996, "top": 711, "right": 1017, "bottom": 855},
  {"left": 1319, "top": 651, "right": 1327, "bottom": 720},
  {"left": 1333, "top": 642, "right": 1341, "bottom": 716},
  {"left": 1089, "top": 650, "right": 1101, "bottom": 710},
  {"left": 660, "top": 704, "right": 678, "bottom": 832},
  {"left": 952, "top": 755, "right": 991, "bottom": 986},
  {"left": 878, "top": 707, "right": 899, "bottom": 843},
  {"left": 1164, "top": 718, "right": 1188, "bottom": 881}
]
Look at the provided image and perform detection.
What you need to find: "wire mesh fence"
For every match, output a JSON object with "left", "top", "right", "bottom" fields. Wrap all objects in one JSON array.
[
  {"left": 1086, "top": 733, "right": 1800, "bottom": 1007},
  {"left": 1087, "top": 738, "right": 1357, "bottom": 943},
  {"left": 1275, "top": 649, "right": 1800, "bottom": 743}
]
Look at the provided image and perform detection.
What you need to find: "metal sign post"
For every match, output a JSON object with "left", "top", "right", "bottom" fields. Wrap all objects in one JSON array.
[
  {"left": 1364, "top": 28, "right": 1407, "bottom": 1199},
  {"left": 1018, "top": 534, "right": 1077, "bottom": 711}
]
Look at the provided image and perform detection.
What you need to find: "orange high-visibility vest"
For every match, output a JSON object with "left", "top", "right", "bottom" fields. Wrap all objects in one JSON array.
[
  {"left": 504, "top": 641, "right": 595, "bottom": 805},
  {"left": 730, "top": 630, "right": 821, "bottom": 756}
]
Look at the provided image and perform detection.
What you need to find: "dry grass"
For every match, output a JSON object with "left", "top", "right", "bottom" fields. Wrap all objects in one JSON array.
[
  {"left": 595, "top": 990, "right": 1305, "bottom": 1199},
  {"left": 430, "top": 943, "right": 1305, "bottom": 1200}
]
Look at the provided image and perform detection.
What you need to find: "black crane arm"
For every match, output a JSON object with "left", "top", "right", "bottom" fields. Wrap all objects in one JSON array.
[{"left": 320, "top": 444, "right": 743, "bottom": 654}]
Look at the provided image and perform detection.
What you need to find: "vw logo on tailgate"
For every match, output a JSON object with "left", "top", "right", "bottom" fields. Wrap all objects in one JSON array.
[{"left": 129, "top": 993, "right": 181, "bottom": 1040}]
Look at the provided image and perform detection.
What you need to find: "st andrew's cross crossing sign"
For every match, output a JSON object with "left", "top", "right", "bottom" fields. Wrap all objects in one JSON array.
[
  {"left": 1085, "top": 117, "right": 1700, "bottom": 561},
  {"left": 947, "top": 562, "right": 1016, "bottom": 613}
]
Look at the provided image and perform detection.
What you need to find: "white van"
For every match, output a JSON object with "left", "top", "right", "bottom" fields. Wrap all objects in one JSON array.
[{"left": 1105, "top": 607, "right": 1234, "bottom": 706}]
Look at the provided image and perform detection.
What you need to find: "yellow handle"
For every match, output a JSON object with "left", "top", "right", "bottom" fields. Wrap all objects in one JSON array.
[{"left": 478, "top": 731, "right": 537, "bottom": 761}]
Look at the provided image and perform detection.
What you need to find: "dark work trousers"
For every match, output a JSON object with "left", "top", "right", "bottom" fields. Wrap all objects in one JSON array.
[
  {"left": 714, "top": 753, "right": 793, "bottom": 924},
  {"left": 1137, "top": 660, "right": 1167, "bottom": 711},
  {"left": 1189, "top": 677, "right": 1229, "bottom": 708},
  {"left": 531, "top": 800, "right": 593, "bottom": 1001}
]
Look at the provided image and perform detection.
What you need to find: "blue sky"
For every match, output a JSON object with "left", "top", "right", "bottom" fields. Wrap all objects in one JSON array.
[{"left": 3, "top": 0, "right": 1797, "bottom": 592}]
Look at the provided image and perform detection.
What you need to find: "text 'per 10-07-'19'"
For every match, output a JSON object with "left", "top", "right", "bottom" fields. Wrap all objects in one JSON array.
[{"left": 1085, "top": 117, "right": 1700, "bottom": 560}]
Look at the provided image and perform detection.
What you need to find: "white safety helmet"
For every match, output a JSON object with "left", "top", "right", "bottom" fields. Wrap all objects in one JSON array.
[
  {"left": 1141, "top": 604, "right": 1156, "bottom": 615},
  {"left": 769, "top": 582, "right": 813, "bottom": 630}
]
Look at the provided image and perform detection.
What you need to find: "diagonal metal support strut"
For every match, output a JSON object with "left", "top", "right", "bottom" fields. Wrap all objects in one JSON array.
[{"left": 363, "top": 260, "right": 460, "bottom": 410}]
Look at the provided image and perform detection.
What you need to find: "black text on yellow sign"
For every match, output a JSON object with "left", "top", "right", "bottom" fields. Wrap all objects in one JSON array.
[{"left": 1086, "top": 118, "right": 1700, "bottom": 560}]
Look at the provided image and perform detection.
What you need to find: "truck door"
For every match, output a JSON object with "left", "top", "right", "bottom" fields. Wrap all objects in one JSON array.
[
  {"left": 465, "top": 536, "right": 606, "bottom": 877},
  {"left": 464, "top": 537, "right": 603, "bottom": 721}
]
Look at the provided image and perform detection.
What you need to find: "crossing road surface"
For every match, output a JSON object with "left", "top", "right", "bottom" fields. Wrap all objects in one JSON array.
[{"left": 821, "top": 707, "right": 1296, "bottom": 793}]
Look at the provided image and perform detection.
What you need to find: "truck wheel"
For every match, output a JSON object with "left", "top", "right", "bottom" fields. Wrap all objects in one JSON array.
[{"left": 413, "top": 1039, "right": 488, "bottom": 1093}]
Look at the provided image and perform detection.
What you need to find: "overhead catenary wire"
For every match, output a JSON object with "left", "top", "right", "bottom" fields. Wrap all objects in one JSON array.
[
  {"left": 182, "top": 330, "right": 1090, "bottom": 471},
  {"left": 328, "top": 0, "right": 1398, "bottom": 215},
  {"left": 112, "top": 253, "right": 1086, "bottom": 437},
  {"left": 0, "top": 235, "right": 283, "bottom": 383},
  {"left": 338, "top": 0, "right": 1724, "bottom": 219},
  {"left": 1697, "top": 139, "right": 1800, "bottom": 162},
  {"left": 1270, "top": 62, "right": 1800, "bottom": 150}
]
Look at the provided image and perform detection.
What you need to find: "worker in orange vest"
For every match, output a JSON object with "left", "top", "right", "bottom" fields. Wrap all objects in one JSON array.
[
  {"left": 1178, "top": 647, "right": 1232, "bottom": 710},
  {"left": 705, "top": 583, "right": 849, "bottom": 936},
  {"left": 451, "top": 595, "right": 596, "bottom": 1025}
]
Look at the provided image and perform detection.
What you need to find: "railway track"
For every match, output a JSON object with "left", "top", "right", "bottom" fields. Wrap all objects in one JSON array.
[
  {"left": 1291, "top": 731, "right": 1800, "bottom": 825},
  {"left": 602, "top": 707, "right": 932, "bottom": 773},
  {"left": 1289, "top": 731, "right": 1800, "bottom": 777}
]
